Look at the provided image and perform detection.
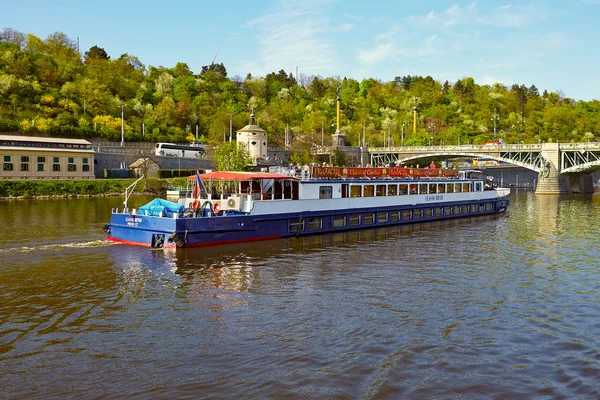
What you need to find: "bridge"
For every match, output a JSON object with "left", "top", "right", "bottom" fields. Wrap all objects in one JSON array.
[{"left": 314, "top": 142, "right": 600, "bottom": 194}]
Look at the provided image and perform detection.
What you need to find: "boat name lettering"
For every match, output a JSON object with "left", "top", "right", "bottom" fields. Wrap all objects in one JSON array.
[
  {"left": 424, "top": 195, "right": 444, "bottom": 201},
  {"left": 126, "top": 217, "right": 142, "bottom": 223}
]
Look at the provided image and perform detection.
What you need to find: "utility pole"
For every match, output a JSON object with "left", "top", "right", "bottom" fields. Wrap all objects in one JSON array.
[
  {"left": 413, "top": 97, "right": 418, "bottom": 134},
  {"left": 321, "top": 122, "right": 324, "bottom": 146},
  {"left": 119, "top": 105, "right": 125, "bottom": 147}
]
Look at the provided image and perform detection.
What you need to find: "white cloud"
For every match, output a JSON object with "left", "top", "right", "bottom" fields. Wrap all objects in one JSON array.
[{"left": 244, "top": 0, "right": 337, "bottom": 76}]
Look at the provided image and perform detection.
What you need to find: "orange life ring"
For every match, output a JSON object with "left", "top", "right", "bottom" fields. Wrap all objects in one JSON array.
[
  {"left": 213, "top": 200, "right": 222, "bottom": 214},
  {"left": 191, "top": 199, "right": 201, "bottom": 211}
]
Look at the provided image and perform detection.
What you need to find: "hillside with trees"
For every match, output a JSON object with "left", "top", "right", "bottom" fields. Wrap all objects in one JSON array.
[{"left": 1, "top": 28, "right": 599, "bottom": 158}]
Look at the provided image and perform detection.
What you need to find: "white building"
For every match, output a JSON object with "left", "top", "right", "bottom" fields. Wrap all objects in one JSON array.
[{"left": 236, "top": 113, "right": 268, "bottom": 162}]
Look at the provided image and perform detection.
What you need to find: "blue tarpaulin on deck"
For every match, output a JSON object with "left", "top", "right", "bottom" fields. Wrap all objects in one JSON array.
[{"left": 138, "top": 198, "right": 185, "bottom": 217}]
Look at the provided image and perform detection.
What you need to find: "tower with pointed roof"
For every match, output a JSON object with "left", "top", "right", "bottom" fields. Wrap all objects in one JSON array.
[{"left": 236, "top": 113, "right": 268, "bottom": 161}]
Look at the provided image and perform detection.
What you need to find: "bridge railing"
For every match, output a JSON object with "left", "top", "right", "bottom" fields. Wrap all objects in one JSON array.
[{"left": 370, "top": 144, "right": 543, "bottom": 152}]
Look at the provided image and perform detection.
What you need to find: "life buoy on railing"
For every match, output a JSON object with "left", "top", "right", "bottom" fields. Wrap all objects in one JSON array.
[
  {"left": 213, "top": 200, "right": 222, "bottom": 214},
  {"left": 191, "top": 199, "right": 201, "bottom": 211}
]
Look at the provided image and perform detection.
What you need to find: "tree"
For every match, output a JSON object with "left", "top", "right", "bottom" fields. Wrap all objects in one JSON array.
[
  {"left": 85, "top": 45, "right": 110, "bottom": 63},
  {"left": 214, "top": 141, "right": 252, "bottom": 171}
]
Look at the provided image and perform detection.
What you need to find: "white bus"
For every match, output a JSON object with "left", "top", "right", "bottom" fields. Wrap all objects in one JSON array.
[{"left": 155, "top": 143, "right": 207, "bottom": 158}]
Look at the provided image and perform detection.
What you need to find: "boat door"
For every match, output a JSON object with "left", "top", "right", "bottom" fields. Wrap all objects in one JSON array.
[{"left": 341, "top": 184, "right": 349, "bottom": 198}]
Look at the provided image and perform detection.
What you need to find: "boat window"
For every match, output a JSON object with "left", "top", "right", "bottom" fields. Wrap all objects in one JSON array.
[
  {"left": 479, "top": 203, "right": 486, "bottom": 212},
  {"left": 341, "top": 184, "right": 349, "bottom": 198},
  {"left": 402, "top": 210, "right": 412, "bottom": 220},
  {"left": 388, "top": 185, "right": 397, "bottom": 196},
  {"left": 463, "top": 183, "right": 470, "bottom": 192},
  {"left": 349, "top": 214, "right": 361, "bottom": 226},
  {"left": 308, "top": 218, "right": 322, "bottom": 230},
  {"left": 453, "top": 206, "right": 461, "bottom": 214},
  {"left": 364, "top": 213, "right": 375, "bottom": 224},
  {"left": 409, "top": 184, "right": 417, "bottom": 195},
  {"left": 333, "top": 215, "right": 346, "bottom": 228},
  {"left": 455, "top": 183, "right": 462, "bottom": 193},
  {"left": 289, "top": 218, "right": 305, "bottom": 233},
  {"left": 414, "top": 209, "right": 423, "bottom": 219},
  {"left": 399, "top": 184, "right": 408, "bottom": 195},
  {"left": 428, "top": 184, "right": 436, "bottom": 194},
  {"left": 425, "top": 208, "right": 433, "bottom": 218},
  {"left": 419, "top": 184, "right": 428, "bottom": 194},
  {"left": 390, "top": 211, "right": 400, "bottom": 221},
  {"left": 364, "top": 185, "right": 375, "bottom": 197},
  {"left": 485, "top": 203, "right": 493, "bottom": 211},
  {"left": 350, "top": 186, "right": 362, "bottom": 197},
  {"left": 438, "top": 184, "right": 445, "bottom": 194},
  {"left": 376, "top": 185, "right": 386, "bottom": 196},
  {"left": 471, "top": 205, "right": 479, "bottom": 214},
  {"left": 377, "top": 212, "right": 388, "bottom": 223},
  {"left": 446, "top": 183, "right": 454, "bottom": 193},
  {"left": 435, "top": 207, "right": 443, "bottom": 217},
  {"left": 444, "top": 206, "right": 452, "bottom": 216},
  {"left": 475, "top": 182, "right": 482, "bottom": 191},
  {"left": 319, "top": 186, "right": 333, "bottom": 199},
  {"left": 462, "top": 205, "right": 470, "bottom": 213}
]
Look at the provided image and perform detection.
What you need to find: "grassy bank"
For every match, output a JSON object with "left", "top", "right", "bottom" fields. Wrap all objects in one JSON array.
[{"left": 0, "top": 178, "right": 188, "bottom": 199}]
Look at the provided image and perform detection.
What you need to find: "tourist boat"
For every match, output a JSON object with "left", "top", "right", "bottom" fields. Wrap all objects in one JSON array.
[{"left": 104, "top": 167, "right": 510, "bottom": 248}]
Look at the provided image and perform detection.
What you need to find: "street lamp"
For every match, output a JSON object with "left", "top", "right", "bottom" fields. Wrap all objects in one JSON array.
[
  {"left": 492, "top": 109, "right": 500, "bottom": 139},
  {"left": 119, "top": 105, "right": 125, "bottom": 147},
  {"left": 430, "top": 136, "right": 433, "bottom": 146},
  {"left": 228, "top": 113, "right": 234, "bottom": 141},
  {"left": 518, "top": 113, "right": 525, "bottom": 144}
]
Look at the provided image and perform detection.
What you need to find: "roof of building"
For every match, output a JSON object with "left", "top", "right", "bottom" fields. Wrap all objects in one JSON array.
[
  {"left": 236, "top": 124, "right": 267, "bottom": 134},
  {"left": 0, "top": 134, "right": 92, "bottom": 145},
  {"left": 129, "top": 158, "right": 159, "bottom": 168}
]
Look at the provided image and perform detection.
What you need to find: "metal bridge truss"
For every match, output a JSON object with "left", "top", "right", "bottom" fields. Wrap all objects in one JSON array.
[
  {"left": 561, "top": 149, "right": 600, "bottom": 173},
  {"left": 370, "top": 150, "right": 545, "bottom": 172}
]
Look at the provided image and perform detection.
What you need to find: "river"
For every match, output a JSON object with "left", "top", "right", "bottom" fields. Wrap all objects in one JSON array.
[{"left": 1, "top": 191, "right": 600, "bottom": 399}]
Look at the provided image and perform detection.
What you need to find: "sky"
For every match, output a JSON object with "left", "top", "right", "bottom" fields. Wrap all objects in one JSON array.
[{"left": 2, "top": 0, "right": 600, "bottom": 101}]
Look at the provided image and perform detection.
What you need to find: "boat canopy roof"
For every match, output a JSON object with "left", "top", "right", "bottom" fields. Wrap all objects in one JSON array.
[{"left": 188, "top": 171, "right": 297, "bottom": 181}]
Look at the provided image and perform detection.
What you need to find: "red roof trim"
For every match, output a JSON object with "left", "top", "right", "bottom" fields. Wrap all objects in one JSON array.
[{"left": 188, "top": 171, "right": 296, "bottom": 181}]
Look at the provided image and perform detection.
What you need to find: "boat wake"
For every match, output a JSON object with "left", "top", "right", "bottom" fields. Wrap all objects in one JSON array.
[{"left": 0, "top": 240, "right": 116, "bottom": 254}]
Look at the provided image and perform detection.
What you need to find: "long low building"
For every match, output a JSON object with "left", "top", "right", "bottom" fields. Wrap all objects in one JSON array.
[{"left": 0, "top": 134, "right": 95, "bottom": 180}]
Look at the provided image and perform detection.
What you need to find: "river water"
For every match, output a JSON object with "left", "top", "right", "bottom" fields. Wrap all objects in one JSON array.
[{"left": 1, "top": 191, "right": 600, "bottom": 399}]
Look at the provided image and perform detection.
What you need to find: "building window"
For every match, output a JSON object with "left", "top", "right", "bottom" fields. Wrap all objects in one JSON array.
[
  {"left": 333, "top": 215, "right": 346, "bottom": 228},
  {"left": 37, "top": 163, "right": 44, "bottom": 171},
  {"left": 308, "top": 218, "right": 322, "bottom": 230},
  {"left": 53, "top": 164, "right": 60, "bottom": 172},
  {"left": 363, "top": 213, "right": 375, "bottom": 224},
  {"left": 3, "top": 163, "right": 13, "bottom": 171},
  {"left": 21, "top": 163, "right": 29, "bottom": 171},
  {"left": 376, "top": 185, "right": 386, "bottom": 196},
  {"left": 349, "top": 214, "right": 361, "bottom": 226},
  {"left": 377, "top": 212, "right": 388, "bottom": 223},
  {"left": 82, "top": 164, "right": 90, "bottom": 172},
  {"left": 3, "top": 156, "right": 10, "bottom": 162},
  {"left": 68, "top": 157, "right": 74, "bottom": 163},
  {"left": 21, "top": 156, "right": 29, "bottom": 162},
  {"left": 319, "top": 186, "right": 333, "bottom": 199},
  {"left": 53, "top": 157, "right": 59, "bottom": 163},
  {"left": 68, "top": 164, "right": 77, "bottom": 172},
  {"left": 38, "top": 156, "right": 45, "bottom": 163}
]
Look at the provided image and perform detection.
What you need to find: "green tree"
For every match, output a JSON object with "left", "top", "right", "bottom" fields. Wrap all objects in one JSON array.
[{"left": 214, "top": 141, "right": 252, "bottom": 171}]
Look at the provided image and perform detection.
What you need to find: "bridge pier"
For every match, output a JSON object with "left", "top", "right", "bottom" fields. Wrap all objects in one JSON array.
[{"left": 536, "top": 143, "right": 595, "bottom": 194}]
